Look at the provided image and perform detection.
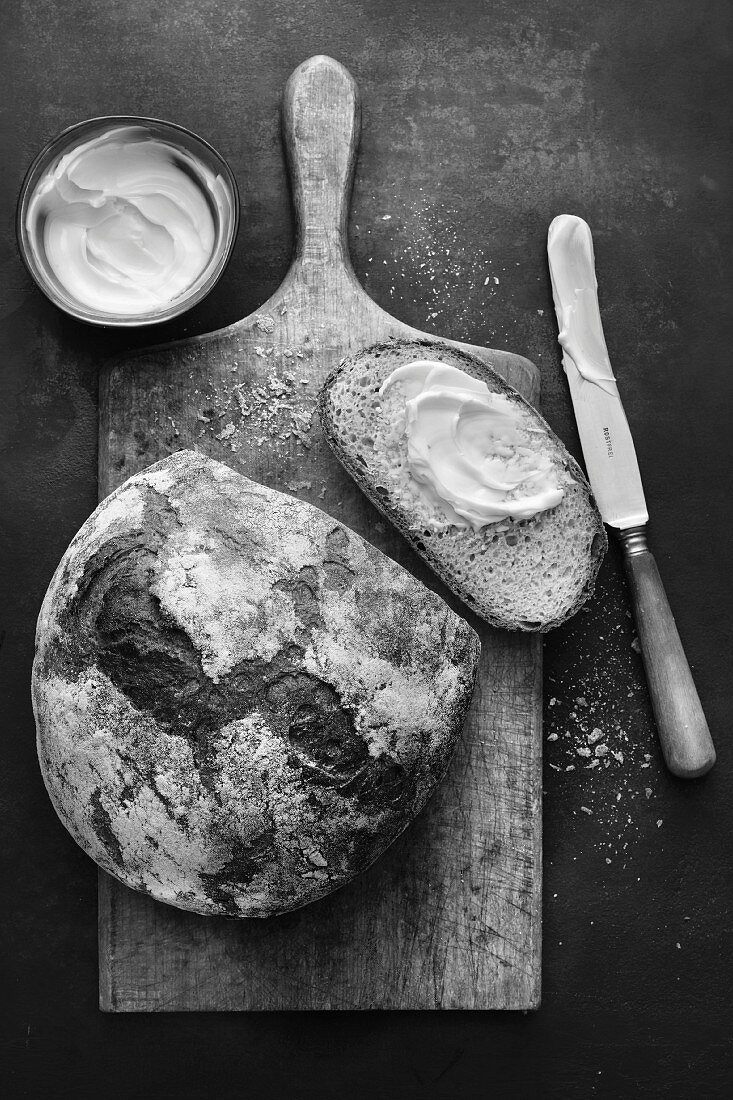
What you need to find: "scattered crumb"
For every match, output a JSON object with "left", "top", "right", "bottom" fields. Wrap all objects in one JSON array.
[
  {"left": 253, "top": 313, "right": 275, "bottom": 333},
  {"left": 196, "top": 367, "right": 315, "bottom": 456},
  {"left": 543, "top": 566, "right": 663, "bottom": 869}
]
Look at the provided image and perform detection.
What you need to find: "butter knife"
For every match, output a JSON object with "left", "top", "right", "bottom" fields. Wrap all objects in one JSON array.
[{"left": 547, "top": 214, "right": 715, "bottom": 778}]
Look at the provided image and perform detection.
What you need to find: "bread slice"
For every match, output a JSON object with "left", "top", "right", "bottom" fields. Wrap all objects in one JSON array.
[
  {"left": 320, "top": 338, "right": 607, "bottom": 631},
  {"left": 32, "top": 450, "right": 480, "bottom": 917}
]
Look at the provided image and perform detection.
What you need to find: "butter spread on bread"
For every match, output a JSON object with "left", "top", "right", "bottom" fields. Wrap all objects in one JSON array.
[{"left": 380, "top": 359, "right": 564, "bottom": 528}]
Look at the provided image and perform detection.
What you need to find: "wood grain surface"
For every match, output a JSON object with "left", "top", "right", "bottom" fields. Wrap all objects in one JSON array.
[
  {"left": 97, "top": 55, "right": 542, "bottom": 1011},
  {"left": 618, "top": 528, "right": 716, "bottom": 779}
]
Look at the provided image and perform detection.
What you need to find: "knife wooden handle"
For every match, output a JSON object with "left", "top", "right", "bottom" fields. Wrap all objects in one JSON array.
[{"left": 618, "top": 526, "right": 716, "bottom": 778}]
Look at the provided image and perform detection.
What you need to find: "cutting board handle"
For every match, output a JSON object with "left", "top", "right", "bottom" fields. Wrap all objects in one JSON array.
[{"left": 282, "top": 55, "right": 361, "bottom": 267}]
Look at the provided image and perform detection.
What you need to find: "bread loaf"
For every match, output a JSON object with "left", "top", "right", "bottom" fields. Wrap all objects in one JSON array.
[
  {"left": 32, "top": 450, "right": 480, "bottom": 917},
  {"left": 319, "top": 339, "right": 607, "bottom": 631}
]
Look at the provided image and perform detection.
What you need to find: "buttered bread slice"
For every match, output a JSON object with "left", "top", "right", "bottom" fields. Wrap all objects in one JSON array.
[{"left": 320, "top": 339, "right": 606, "bottom": 631}]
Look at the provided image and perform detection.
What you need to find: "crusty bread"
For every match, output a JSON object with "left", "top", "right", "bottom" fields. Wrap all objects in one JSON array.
[
  {"left": 32, "top": 450, "right": 480, "bottom": 917},
  {"left": 319, "top": 339, "right": 607, "bottom": 631}
]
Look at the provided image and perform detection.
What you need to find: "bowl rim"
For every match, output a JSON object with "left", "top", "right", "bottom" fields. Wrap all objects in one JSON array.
[{"left": 16, "top": 114, "right": 241, "bottom": 328}]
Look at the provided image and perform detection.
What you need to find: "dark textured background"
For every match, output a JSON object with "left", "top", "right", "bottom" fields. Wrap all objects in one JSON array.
[{"left": 1, "top": 0, "right": 731, "bottom": 1096}]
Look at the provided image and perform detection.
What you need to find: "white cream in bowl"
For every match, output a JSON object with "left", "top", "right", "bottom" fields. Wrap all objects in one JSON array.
[{"left": 22, "top": 123, "right": 237, "bottom": 323}]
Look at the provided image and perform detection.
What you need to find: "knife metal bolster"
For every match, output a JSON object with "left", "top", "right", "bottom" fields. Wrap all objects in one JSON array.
[{"left": 610, "top": 523, "right": 648, "bottom": 554}]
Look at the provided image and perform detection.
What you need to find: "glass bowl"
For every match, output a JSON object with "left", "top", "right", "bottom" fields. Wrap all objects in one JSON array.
[{"left": 16, "top": 115, "right": 240, "bottom": 327}]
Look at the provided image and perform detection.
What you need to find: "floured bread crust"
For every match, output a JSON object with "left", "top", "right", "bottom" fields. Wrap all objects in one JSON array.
[{"left": 32, "top": 451, "right": 480, "bottom": 917}]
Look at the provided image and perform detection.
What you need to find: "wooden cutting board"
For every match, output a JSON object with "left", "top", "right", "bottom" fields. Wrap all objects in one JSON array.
[{"left": 97, "top": 55, "right": 542, "bottom": 1011}]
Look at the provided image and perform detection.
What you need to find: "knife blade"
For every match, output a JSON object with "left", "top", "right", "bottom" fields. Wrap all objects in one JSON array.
[
  {"left": 547, "top": 215, "right": 648, "bottom": 529},
  {"left": 547, "top": 214, "right": 715, "bottom": 779}
]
